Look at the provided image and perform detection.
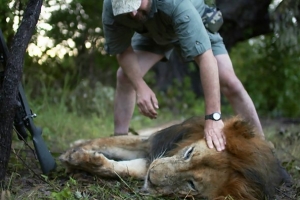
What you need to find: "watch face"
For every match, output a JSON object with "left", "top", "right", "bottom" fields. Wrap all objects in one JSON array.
[{"left": 213, "top": 113, "right": 221, "bottom": 120}]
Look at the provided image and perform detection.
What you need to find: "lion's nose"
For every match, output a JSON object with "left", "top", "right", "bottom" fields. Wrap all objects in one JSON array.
[
  {"left": 139, "top": 187, "right": 150, "bottom": 195},
  {"left": 140, "top": 173, "right": 154, "bottom": 195},
  {"left": 147, "top": 173, "right": 153, "bottom": 185}
]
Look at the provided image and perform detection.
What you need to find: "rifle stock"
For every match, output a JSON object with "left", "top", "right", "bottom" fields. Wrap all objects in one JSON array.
[
  {"left": 30, "top": 126, "right": 57, "bottom": 174},
  {"left": 18, "top": 84, "right": 56, "bottom": 174}
]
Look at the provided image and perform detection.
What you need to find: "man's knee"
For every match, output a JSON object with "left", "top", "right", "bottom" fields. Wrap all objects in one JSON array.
[{"left": 116, "top": 68, "right": 131, "bottom": 85}]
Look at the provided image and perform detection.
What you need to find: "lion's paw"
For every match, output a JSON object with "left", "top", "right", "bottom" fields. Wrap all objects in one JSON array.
[{"left": 86, "top": 150, "right": 110, "bottom": 167}]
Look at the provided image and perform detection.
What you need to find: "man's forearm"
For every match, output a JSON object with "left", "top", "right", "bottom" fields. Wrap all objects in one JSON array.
[
  {"left": 194, "top": 49, "right": 221, "bottom": 114},
  {"left": 195, "top": 49, "right": 225, "bottom": 152},
  {"left": 116, "top": 46, "right": 159, "bottom": 119}
]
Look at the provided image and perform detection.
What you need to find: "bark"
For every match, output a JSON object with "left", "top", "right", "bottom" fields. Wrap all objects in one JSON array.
[
  {"left": 0, "top": 0, "right": 42, "bottom": 186},
  {"left": 216, "top": 0, "right": 272, "bottom": 50}
]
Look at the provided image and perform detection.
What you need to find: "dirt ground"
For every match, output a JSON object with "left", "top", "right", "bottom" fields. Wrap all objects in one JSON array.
[{"left": 3, "top": 118, "right": 300, "bottom": 199}]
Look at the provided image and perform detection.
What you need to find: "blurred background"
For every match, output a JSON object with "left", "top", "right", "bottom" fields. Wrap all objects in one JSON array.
[{"left": 0, "top": 0, "right": 299, "bottom": 141}]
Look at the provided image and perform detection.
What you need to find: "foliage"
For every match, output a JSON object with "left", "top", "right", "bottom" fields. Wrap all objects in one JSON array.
[
  {"left": 24, "top": 79, "right": 115, "bottom": 149},
  {"left": 270, "top": 0, "right": 300, "bottom": 53},
  {"left": 39, "top": 0, "right": 118, "bottom": 87},
  {"left": 231, "top": 34, "right": 300, "bottom": 117},
  {"left": 0, "top": 0, "right": 299, "bottom": 119},
  {"left": 145, "top": 68, "right": 205, "bottom": 117},
  {"left": 67, "top": 79, "right": 115, "bottom": 117},
  {"left": 51, "top": 177, "right": 80, "bottom": 200},
  {"left": 0, "top": 0, "right": 19, "bottom": 43}
]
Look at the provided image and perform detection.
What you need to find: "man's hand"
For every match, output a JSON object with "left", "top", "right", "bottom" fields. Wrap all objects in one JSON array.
[
  {"left": 136, "top": 84, "right": 159, "bottom": 119},
  {"left": 204, "top": 120, "right": 226, "bottom": 151}
]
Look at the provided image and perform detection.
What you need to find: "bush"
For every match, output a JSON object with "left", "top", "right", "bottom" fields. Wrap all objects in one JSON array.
[{"left": 231, "top": 34, "right": 300, "bottom": 117}]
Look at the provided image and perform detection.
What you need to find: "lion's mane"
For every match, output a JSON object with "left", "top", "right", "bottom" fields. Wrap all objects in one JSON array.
[{"left": 148, "top": 116, "right": 284, "bottom": 199}]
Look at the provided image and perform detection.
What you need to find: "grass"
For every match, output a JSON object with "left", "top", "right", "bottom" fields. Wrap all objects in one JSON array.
[
  {"left": 264, "top": 120, "right": 300, "bottom": 185},
  {"left": 3, "top": 83, "right": 300, "bottom": 199}
]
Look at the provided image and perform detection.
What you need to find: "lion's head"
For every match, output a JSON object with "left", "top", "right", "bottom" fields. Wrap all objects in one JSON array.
[{"left": 142, "top": 117, "right": 285, "bottom": 199}]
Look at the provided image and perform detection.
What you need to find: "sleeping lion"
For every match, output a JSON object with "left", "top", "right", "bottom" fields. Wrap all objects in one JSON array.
[{"left": 59, "top": 116, "right": 290, "bottom": 199}]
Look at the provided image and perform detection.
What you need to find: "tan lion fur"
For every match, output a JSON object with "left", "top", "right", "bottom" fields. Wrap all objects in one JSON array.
[{"left": 59, "top": 116, "right": 287, "bottom": 199}]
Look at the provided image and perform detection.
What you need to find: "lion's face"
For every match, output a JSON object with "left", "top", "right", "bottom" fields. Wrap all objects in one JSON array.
[{"left": 143, "top": 140, "right": 227, "bottom": 197}]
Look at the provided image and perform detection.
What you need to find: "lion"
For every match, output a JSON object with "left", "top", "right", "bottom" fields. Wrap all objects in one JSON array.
[{"left": 59, "top": 116, "right": 290, "bottom": 199}]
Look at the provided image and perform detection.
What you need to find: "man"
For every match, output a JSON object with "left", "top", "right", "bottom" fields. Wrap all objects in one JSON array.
[{"left": 102, "top": 0, "right": 264, "bottom": 152}]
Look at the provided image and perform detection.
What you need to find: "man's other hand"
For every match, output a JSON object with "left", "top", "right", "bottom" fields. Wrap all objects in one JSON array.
[{"left": 136, "top": 84, "right": 159, "bottom": 119}]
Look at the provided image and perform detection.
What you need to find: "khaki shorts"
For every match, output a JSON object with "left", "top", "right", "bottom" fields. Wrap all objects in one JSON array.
[{"left": 131, "top": 31, "right": 228, "bottom": 62}]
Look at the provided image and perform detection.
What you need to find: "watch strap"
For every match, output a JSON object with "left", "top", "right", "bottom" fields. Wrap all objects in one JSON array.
[{"left": 205, "top": 114, "right": 212, "bottom": 120}]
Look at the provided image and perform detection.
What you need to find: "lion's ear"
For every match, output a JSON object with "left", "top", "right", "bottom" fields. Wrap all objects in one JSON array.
[
  {"left": 223, "top": 117, "right": 257, "bottom": 157},
  {"left": 224, "top": 117, "right": 255, "bottom": 140}
]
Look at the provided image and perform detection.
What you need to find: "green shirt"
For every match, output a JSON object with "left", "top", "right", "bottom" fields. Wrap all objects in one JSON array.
[{"left": 102, "top": 0, "right": 212, "bottom": 61}]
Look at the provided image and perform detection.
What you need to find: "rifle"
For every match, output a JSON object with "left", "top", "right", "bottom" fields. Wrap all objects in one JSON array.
[{"left": 0, "top": 28, "right": 56, "bottom": 174}]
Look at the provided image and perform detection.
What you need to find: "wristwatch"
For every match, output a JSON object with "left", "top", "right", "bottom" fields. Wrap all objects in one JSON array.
[{"left": 205, "top": 112, "right": 221, "bottom": 121}]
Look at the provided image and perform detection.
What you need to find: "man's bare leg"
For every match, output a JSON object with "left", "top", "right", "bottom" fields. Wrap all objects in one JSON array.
[
  {"left": 216, "top": 54, "right": 264, "bottom": 138},
  {"left": 114, "top": 51, "right": 164, "bottom": 135}
]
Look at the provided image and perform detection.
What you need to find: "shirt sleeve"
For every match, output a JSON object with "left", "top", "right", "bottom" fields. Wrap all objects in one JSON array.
[
  {"left": 171, "top": 0, "right": 211, "bottom": 60},
  {"left": 102, "top": 0, "right": 134, "bottom": 55}
]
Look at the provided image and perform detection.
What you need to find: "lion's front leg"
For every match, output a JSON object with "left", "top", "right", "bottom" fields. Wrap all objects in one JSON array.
[
  {"left": 60, "top": 148, "right": 148, "bottom": 179},
  {"left": 94, "top": 153, "right": 149, "bottom": 179}
]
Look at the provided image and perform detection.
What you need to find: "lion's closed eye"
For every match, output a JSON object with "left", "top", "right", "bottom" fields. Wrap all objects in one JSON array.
[
  {"left": 183, "top": 146, "right": 194, "bottom": 160},
  {"left": 187, "top": 180, "right": 197, "bottom": 191}
]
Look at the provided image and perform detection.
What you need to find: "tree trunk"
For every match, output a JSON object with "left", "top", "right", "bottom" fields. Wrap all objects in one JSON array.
[
  {"left": 0, "top": 0, "right": 42, "bottom": 186},
  {"left": 217, "top": 0, "right": 272, "bottom": 50}
]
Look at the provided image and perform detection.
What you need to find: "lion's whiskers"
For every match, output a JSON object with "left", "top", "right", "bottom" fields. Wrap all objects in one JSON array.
[{"left": 151, "top": 148, "right": 167, "bottom": 161}]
